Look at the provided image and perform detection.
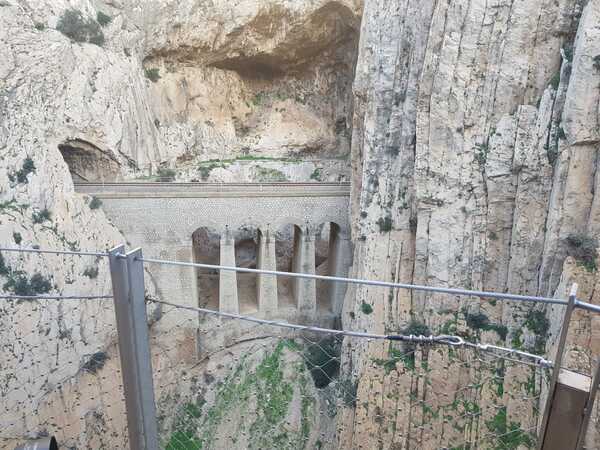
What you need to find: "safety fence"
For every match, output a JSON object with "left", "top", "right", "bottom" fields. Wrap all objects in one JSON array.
[
  {"left": 0, "top": 245, "right": 598, "bottom": 449},
  {"left": 0, "top": 249, "right": 128, "bottom": 449}
]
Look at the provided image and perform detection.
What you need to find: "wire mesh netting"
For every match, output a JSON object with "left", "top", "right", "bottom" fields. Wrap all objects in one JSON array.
[
  {"left": 147, "top": 300, "right": 550, "bottom": 450},
  {"left": 0, "top": 251, "right": 128, "bottom": 449}
]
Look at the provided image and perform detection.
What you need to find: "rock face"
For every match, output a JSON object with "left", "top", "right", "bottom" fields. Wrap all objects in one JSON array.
[
  {"left": 0, "top": 0, "right": 359, "bottom": 447},
  {"left": 339, "top": 0, "right": 600, "bottom": 448},
  {"left": 3, "top": 0, "right": 600, "bottom": 448}
]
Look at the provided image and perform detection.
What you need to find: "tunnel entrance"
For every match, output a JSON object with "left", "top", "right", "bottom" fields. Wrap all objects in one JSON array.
[{"left": 58, "top": 139, "right": 121, "bottom": 182}]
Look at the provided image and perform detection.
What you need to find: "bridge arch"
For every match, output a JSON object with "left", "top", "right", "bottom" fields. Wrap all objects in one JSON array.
[
  {"left": 191, "top": 226, "right": 220, "bottom": 310},
  {"left": 234, "top": 226, "right": 259, "bottom": 313}
]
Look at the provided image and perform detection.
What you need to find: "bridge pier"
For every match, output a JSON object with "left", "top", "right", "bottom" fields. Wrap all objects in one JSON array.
[
  {"left": 328, "top": 226, "right": 352, "bottom": 315},
  {"left": 292, "top": 226, "right": 317, "bottom": 318},
  {"left": 257, "top": 228, "right": 278, "bottom": 317},
  {"left": 219, "top": 227, "right": 239, "bottom": 314}
]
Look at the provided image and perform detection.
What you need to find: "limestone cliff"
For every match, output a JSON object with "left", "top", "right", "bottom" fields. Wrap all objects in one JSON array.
[
  {"left": 3, "top": 0, "right": 600, "bottom": 448},
  {"left": 340, "top": 0, "right": 600, "bottom": 448},
  {"left": 0, "top": 0, "right": 360, "bottom": 447}
]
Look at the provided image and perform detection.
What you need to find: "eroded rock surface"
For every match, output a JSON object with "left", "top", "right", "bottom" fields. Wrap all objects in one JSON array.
[{"left": 339, "top": 0, "right": 600, "bottom": 448}]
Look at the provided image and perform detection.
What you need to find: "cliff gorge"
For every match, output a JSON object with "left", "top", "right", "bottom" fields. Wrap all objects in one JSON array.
[
  {"left": 340, "top": 0, "right": 600, "bottom": 448},
  {"left": 2, "top": 0, "right": 600, "bottom": 449}
]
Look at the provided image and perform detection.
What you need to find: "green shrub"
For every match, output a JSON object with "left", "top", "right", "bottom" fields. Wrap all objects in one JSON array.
[
  {"left": 156, "top": 167, "right": 176, "bottom": 181},
  {"left": 309, "top": 168, "right": 322, "bottom": 181},
  {"left": 34, "top": 22, "right": 45, "bottom": 31},
  {"left": 475, "top": 143, "right": 489, "bottom": 165},
  {"left": 12, "top": 232, "right": 22, "bottom": 245},
  {"left": 57, "top": 9, "right": 104, "bottom": 46},
  {"left": 32, "top": 209, "right": 51, "bottom": 224},
  {"left": 14, "top": 157, "right": 35, "bottom": 183},
  {"left": 81, "top": 351, "right": 108, "bottom": 373},
  {"left": 360, "top": 301, "right": 373, "bottom": 315},
  {"left": 565, "top": 233, "right": 598, "bottom": 272},
  {"left": 96, "top": 11, "right": 112, "bottom": 26},
  {"left": 376, "top": 215, "right": 393, "bottom": 233},
  {"left": 593, "top": 55, "right": 600, "bottom": 71},
  {"left": 30, "top": 273, "right": 52, "bottom": 294},
  {"left": 465, "top": 311, "right": 508, "bottom": 341},
  {"left": 83, "top": 267, "right": 99, "bottom": 279},
  {"left": 402, "top": 320, "right": 431, "bottom": 337},
  {"left": 144, "top": 68, "right": 161, "bottom": 82},
  {"left": 0, "top": 253, "right": 8, "bottom": 276},
  {"left": 524, "top": 309, "right": 550, "bottom": 354},
  {"left": 3, "top": 272, "right": 52, "bottom": 296},
  {"left": 549, "top": 71, "right": 561, "bottom": 89},
  {"left": 89, "top": 196, "right": 102, "bottom": 209}
]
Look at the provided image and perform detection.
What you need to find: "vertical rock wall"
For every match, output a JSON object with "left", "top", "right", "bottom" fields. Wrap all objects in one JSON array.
[{"left": 340, "top": 0, "right": 600, "bottom": 448}]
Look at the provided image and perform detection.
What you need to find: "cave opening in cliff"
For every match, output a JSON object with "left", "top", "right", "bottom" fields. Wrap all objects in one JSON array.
[
  {"left": 58, "top": 139, "right": 120, "bottom": 183},
  {"left": 192, "top": 227, "right": 220, "bottom": 310},
  {"left": 235, "top": 228, "right": 259, "bottom": 313}
]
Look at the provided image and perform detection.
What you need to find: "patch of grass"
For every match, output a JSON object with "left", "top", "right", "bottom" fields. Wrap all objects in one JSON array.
[
  {"left": 12, "top": 232, "right": 22, "bottom": 245},
  {"left": 167, "top": 339, "right": 308, "bottom": 450},
  {"left": 57, "top": 9, "right": 105, "bottom": 46},
  {"left": 32, "top": 209, "right": 51, "bottom": 224},
  {"left": 96, "top": 11, "right": 112, "bottom": 26},
  {"left": 524, "top": 310, "right": 550, "bottom": 354},
  {"left": 485, "top": 407, "right": 534, "bottom": 449},
  {"left": 83, "top": 267, "right": 99, "bottom": 279},
  {"left": 565, "top": 233, "right": 598, "bottom": 272},
  {"left": 144, "top": 68, "right": 161, "bottom": 82},
  {"left": 373, "top": 343, "right": 416, "bottom": 373},
  {"left": 251, "top": 91, "right": 268, "bottom": 106},
  {"left": 89, "top": 196, "right": 102, "bottom": 209},
  {"left": 254, "top": 167, "right": 288, "bottom": 182},
  {"left": 81, "top": 352, "right": 108, "bottom": 373},
  {"left": 360, "top": 301, "right": 373, "bottom": 315}
]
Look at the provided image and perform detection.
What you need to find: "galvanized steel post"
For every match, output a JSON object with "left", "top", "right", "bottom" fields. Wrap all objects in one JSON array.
[
  {"left": 538, "top": 283, "right": 578, "bottom": 450},
  {"left": 108, "top": 246, "right": 159, "bottom": 450}
]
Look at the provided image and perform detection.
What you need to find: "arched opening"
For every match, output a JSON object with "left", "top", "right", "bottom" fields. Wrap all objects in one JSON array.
[
  {"left": 192, "top": 227, "right": 220, "bottom": 310},
  {"left": 235, "top": 227, "right": 259, "bottom": 313},
  {"left": 58, "top": 139, "right": 121, "bottom": 182}
]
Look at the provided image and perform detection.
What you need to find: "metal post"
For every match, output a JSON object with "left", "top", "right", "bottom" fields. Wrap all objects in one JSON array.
[
  {"left": 538, "top": 283, "right": 578, "bottom": 450},
  {"left": 576, "top": 359, "right": 600, "bottom": 449},
  {"left": 108, "top": 246, "right": 159, "bottom": 450}
]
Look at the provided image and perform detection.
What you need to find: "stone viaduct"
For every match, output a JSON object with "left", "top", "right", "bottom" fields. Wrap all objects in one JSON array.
[{"left": 75, "top": 183, "right": 352, "bottom": 325}]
